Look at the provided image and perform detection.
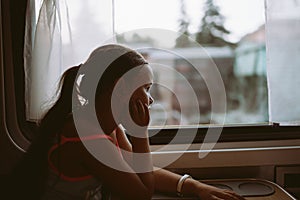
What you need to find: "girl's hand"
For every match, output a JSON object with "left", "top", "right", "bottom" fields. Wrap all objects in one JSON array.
[
  {"left": 195, "top": 182, "right": 245, "bottom": 200},
  {"left": 129, "top": 99, "right": 150, "bottom": 127}
]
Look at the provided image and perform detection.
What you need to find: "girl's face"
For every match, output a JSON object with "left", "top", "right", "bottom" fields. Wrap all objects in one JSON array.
[
  {"left": 111, "top": 64, "right": 154, "bottom": 128},
  {"left": 129, "top": 65, "right": 154, "bottom": 108}
]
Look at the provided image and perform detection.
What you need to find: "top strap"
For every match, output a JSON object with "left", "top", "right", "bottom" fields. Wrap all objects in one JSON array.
[{"left": 48, "top": 133, "right": 122, "bottom": 182}]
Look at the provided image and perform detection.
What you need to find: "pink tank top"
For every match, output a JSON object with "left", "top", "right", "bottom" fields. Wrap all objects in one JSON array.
[{"left": 48, "top": 134, "right": 121, "bottom": 182}]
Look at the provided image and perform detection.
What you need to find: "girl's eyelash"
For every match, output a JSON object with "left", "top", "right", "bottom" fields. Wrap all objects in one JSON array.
[{"left": 145, "top": 84, "right": 152, "bottom": 92}]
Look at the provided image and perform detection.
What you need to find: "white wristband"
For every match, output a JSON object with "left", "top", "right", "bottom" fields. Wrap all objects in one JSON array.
[{"left": 176, "top": 174, "right": 192, "bottom": 197}]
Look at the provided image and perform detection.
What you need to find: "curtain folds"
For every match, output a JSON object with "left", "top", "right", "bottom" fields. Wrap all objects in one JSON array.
[
  {"left": 266, "top": 0, "right": 300, "bottom": 125},
  {"left": 24, "top": 0, "right": 114, "bottom": 121}
]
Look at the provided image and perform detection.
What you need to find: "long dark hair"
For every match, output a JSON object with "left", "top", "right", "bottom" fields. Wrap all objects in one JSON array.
[
  {"left": 7, "top": 66, "right": 80, "bottom": 200},
  {"left": 7, "top": 44, "right": 147, "bottom": 199}
]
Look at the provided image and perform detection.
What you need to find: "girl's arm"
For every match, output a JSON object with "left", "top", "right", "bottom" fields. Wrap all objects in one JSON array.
[
  {"left": 116, "top": 132, "right": 245, "bottom": 199},
  {"left": 80, "top": 99, "right": 154, "bottom": 200},
  {"left": 153, "top": 168, "right": 245, "bottom": 200},
  {"left": 116, "top": 126, "right": 245, "bottom": 200},
  {"left": 80, "top": 137, "right": 154, "bottom": 200}
]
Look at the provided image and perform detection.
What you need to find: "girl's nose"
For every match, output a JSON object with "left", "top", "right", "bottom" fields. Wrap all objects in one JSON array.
[{"left": 149, "top": 95, "right": 154, "bottom": 105}]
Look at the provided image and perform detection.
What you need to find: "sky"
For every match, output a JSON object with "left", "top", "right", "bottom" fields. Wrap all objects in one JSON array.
[
  {"left": 114, "top": 0, "right": 266, "bottom": 43},
  {"left": 34, "top": 0, "right": 265, "bottom": 49}
]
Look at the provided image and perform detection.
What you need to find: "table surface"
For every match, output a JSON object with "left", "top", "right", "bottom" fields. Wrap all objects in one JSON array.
[{"left": 152, "top": 179, "right": 296, "bottom": 200}]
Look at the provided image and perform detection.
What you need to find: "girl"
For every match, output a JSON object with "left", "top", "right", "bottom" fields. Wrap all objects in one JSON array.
[{"left": 9, "top": 44, "right": 244, "bottom": 200}]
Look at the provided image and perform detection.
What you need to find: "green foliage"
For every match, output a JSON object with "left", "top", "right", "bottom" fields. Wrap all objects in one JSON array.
[{"left": 195, "top": 0, "right": 232, "bottom": 47}]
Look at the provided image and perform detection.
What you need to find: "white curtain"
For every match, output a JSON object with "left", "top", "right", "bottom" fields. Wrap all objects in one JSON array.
[
  {"left": 24, "top": 0, "right": 114, "bottom": 121},
  {"left": 266, "top": 0, "right": 300, "bottom": 125}
]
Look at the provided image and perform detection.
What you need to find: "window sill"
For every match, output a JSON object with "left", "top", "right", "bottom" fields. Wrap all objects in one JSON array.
[{"left": 151, "top": 139, "right": 300, "bottom": 168}]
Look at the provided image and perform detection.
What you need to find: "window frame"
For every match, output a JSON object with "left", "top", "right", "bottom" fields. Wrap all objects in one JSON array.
[
  {"left": 149, "top": 125, "right": 300, "bottom": 145},
  {"left": 1, "top": 0, "right": 300, "bottom": 153}
]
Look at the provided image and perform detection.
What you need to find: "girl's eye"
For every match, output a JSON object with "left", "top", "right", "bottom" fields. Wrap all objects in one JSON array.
[{"left": 146, "top": 86, "right": 151, "bottom": 92}]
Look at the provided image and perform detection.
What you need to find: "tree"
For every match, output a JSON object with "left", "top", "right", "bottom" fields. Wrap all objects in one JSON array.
[
  {"left": 195, "top": 0, "right": 232, "bottom": 47},
  {"left": 175, "top": 0, "right": 191, "bottom": 47}
]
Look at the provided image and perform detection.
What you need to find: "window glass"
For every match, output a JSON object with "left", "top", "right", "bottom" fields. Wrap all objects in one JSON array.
[{"left": 114, "top": 0, "right": 267, "bottom": 126}]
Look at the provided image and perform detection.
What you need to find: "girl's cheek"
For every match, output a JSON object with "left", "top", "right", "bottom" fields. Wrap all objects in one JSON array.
[
  {"left": 129, "top": 90, "right": 141, "bottom": 104},
  {"left": 130, "top": 88, "right": 148, "bottom": 104}
]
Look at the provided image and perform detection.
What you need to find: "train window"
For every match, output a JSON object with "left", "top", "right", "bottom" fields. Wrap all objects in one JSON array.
[
  {"left": 2, "top": 0, "right": 300, "bottom": 151},
  {"left": 26, "top": 0, "right": 267, "bottom": 125}
]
